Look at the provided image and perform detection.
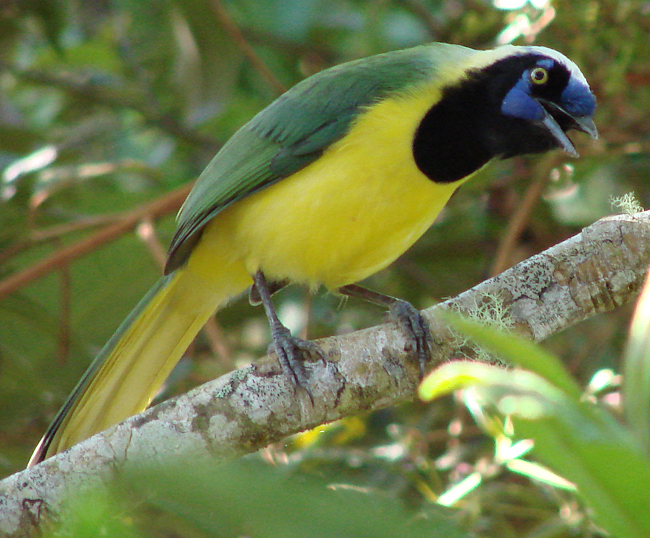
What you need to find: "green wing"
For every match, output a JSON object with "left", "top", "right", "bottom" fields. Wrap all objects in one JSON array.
[{"left": 165, "top": 44, "right": 456, "bottom": 272}]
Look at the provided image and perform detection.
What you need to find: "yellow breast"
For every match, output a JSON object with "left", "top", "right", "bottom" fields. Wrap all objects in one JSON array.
[{"left": 200, "top": 76, "right": 476, "bottom": 290}]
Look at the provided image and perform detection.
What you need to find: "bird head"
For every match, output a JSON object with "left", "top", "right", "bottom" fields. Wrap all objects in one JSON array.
[
  {"left": 497, "top": 46, "right": 598, "bottom": 157},
  {"left": 413, "top": 45, "right": 597, "bottom": 183}
]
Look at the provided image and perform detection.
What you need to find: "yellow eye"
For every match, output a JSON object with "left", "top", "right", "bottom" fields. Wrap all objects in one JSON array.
[{"left": 530, "top": 67, "right": 549, "bottom": 85}]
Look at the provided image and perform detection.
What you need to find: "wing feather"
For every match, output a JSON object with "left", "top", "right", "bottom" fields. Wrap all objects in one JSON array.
[{"left": 165, "top": 44, "right": 446, "bottom": 272}]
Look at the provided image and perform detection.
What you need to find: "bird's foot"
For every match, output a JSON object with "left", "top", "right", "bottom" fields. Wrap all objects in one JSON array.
[
  {"left": 336, "top": 284, "right": 433, "bottom": 378},
  {"left": 268, "top": 323, "right": 324, "bottom": 404},
  {"left": 253, "top": 269, "right": 323, "bottom": 402},
  {"left": 388, "top": 300, "right": 433, "bottom": 379}
]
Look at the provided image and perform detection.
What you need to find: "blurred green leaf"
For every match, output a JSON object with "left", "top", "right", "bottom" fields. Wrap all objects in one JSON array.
[
  {"left": 121, "top": 458, "right": 470, "bottom": 538},
  {"left": 173, "top": 0, "right": 245, "bottom": 121},
  {"left": 422, "top": 310, "right": 583, "bottom": 400},
  {"left": 44, "top": 457, "right": 474, "bottom": 538},
  {"left": 46, "top": 488, "right": 142, "bottom": 538},
  {"left": 623, "top": 270, "right": 650, "bottom": 455},
  {"left": 421, "top": 318, "right": 650, "bottom": 538},
  {"left": 26, "top": 0, "right": 66, "bottom": 54}
]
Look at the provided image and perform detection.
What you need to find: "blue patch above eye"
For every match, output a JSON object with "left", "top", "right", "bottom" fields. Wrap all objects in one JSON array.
[{"left": 501, "top": 78, "right": 545, "bottom": 121}]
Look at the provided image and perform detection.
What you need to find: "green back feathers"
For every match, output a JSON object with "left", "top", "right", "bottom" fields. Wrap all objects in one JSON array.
[{"left": 166, "top": 43, "right": 474, "bottom": 272}]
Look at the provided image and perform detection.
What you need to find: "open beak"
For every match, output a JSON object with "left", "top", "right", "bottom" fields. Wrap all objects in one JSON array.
[{"left": 537, "top": 98, "right": 598, "bottom": 158}]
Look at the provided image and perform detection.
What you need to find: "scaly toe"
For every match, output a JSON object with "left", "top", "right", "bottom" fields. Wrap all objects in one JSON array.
[{"left": 389, "top": 300, "right": 432, "bottom": 378}]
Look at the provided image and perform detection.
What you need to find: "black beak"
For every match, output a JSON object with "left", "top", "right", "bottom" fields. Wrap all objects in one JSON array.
[{"left": 537, "top": 98, "right": 598, "bottom": 158}]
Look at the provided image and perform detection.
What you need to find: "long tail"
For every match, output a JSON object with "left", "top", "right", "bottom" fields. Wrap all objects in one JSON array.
[{"left": 29, "top": 258, "right": 251, "bottom": 466}]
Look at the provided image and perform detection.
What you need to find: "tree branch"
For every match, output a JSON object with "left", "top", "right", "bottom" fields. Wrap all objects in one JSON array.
[{"left": 2, "top": 211, "right": 649, "bottom": 537}]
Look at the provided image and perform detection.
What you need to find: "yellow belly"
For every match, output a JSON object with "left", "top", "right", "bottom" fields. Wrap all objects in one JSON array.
[{"left": 198, "top": 84, "right": 470, "bottom": 290}]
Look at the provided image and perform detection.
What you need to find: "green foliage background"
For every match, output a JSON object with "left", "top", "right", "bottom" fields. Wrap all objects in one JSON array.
[{"left": 0, "top": 0, "right": 649, "bottom": 536}]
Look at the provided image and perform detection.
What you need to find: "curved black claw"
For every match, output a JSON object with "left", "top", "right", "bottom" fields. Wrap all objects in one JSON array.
[
  {"left": 268, "top": 323, "right": 324, "bottom": 404},
  {"left": 389, "top": 300, "right": 433, "bottom": 379}
]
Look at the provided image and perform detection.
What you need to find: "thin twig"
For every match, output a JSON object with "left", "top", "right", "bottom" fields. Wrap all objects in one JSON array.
[
  {"left": 0, "top": 215, "right": 126, "bottom": 267},
  {"left": 489, "top": 155, "right": 560, "bottom": 276},
  {"left": 0, "top": 185, "right": 192, "bottom": 300},
  {"left": 209, "top": 0, "right": 286, "bottom": 96},
  {"left": 202, "top": 317, "right": 233, "bottom": 368},
  {"left": 31, "top": 215, "right": 127, "bottom": 243},
  {"left": 136, "top": 217, "right": 168, "bottom": 270},
  {"left": 57, "top": 250, "right": 72, "bottom": 366}
]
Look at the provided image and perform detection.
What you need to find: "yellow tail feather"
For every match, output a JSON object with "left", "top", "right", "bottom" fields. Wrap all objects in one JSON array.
[{"left": 29, "top": 254, "right": 251, "bottom": 466}]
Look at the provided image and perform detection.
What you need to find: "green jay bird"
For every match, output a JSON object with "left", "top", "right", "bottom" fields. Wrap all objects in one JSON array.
[{"left": 29, "top": 42, "right": 597, "bottom": 466}]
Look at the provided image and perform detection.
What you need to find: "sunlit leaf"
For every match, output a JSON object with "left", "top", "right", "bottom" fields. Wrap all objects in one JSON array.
[
  {"left": 430, "top": 310, "right": 582, "bottom": 398},
  {"left": 420, "top": 346, "right": 650, "bottom": 538},
  {"left": 623, "top": 269, "right": 650, "bottom": 454}
]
